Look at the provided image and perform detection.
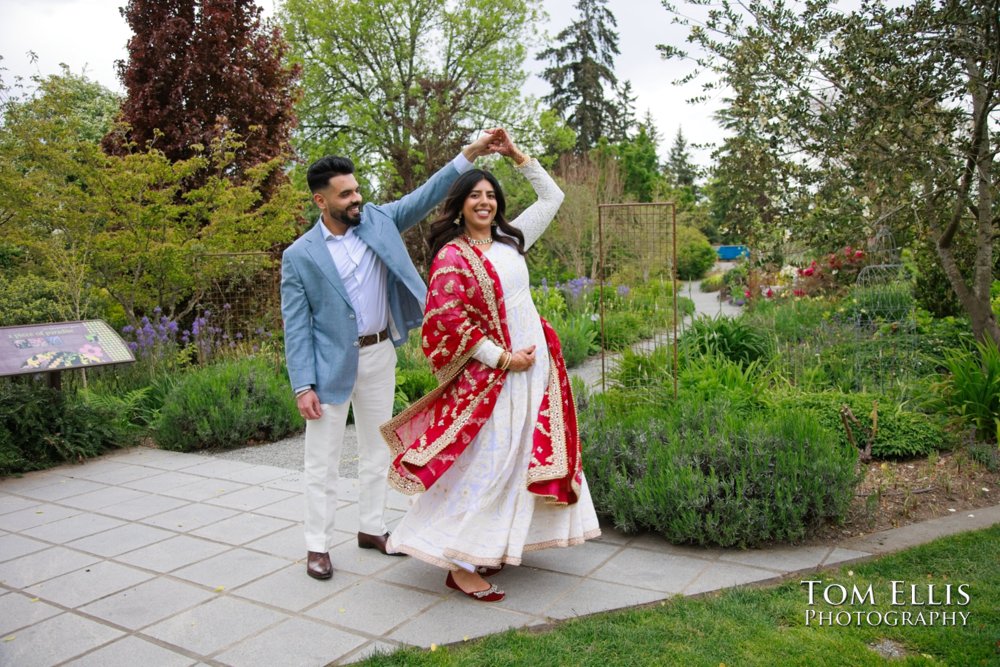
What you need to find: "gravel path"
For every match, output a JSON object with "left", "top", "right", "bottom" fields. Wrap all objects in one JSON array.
[{"left": 199, "top": 273, "right": 740, "bottom": 474}]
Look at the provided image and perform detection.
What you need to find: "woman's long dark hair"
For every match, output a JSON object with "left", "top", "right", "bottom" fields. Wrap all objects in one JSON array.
[{"left": 427, "top": 169, "right": 526, "bottom": 259}]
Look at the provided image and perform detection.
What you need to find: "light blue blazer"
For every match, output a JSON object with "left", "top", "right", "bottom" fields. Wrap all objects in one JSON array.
[{"left": 280, "top": 161, "right": 462, "bottom": 405}]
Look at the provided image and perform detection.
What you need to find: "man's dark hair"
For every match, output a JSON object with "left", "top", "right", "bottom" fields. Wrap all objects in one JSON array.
[{"left": 307, "top": 156, "right": 355, "bottom": 193}]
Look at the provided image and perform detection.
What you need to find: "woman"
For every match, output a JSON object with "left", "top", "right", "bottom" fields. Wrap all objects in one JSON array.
[{"left": 381, "top": 130, "right": 600, "bottom": 602}]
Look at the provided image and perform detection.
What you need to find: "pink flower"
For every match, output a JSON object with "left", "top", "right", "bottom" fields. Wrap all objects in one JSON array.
[
  {"left": 765, "top": 288, "right": 774, "bottom": 298},
  {"left": 793, "top": 288, "right": 805, "bottom": 297},
  {"left": 802, "top": 267, "right": 815, "bottom": 277},
  {"left": 854, "top": 250, "right": 864, "bottom": 259},
  {"left": 744, "top": 289, "right": 752, "bottom": 298}
]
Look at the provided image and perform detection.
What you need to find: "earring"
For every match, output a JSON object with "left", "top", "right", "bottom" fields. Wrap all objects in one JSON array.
[
  {"left": 453, "top": 215, "right": 462, "bottom": 226},
  {"left": 491, "top": 220, "right": 498, "bottom": 227}
]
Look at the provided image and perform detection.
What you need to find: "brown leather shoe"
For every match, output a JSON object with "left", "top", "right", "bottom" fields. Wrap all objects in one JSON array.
[
  {"left": 306, "top": 551, "right": 332, "bottom": 579},
  {"left": 357, "top": 531, "right": 405, "bottom": 556}
]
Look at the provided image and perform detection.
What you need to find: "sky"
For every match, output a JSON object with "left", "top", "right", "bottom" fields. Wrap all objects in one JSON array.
[{"left": 0, "top": 0, "right": 721, "bottom": 167}]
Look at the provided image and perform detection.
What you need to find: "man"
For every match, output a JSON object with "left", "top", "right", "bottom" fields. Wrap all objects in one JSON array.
[{"left": 281, "top": 131, "right": 498, "bottom": 580}]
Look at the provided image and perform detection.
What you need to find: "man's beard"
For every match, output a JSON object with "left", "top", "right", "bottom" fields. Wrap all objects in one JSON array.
[{"left": 332, "top": 203, "right": 362, "bottom": 227}]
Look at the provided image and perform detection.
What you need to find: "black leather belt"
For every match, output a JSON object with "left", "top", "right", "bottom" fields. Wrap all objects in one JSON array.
[{"left": 358, "top": 328, "right": 389, "bottom": 347}]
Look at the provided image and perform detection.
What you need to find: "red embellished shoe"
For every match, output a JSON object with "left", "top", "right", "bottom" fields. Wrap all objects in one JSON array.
[
  {"left": 475, "top": 563, "right": 506, "bottom": 577},
  {"left": 446, "top": 571, "right": 505, "bottom": 602}
]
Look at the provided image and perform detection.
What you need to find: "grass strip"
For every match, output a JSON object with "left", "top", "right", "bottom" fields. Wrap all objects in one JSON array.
[{"left": 360, "top": 525, "right": 999, "bottom": 666}]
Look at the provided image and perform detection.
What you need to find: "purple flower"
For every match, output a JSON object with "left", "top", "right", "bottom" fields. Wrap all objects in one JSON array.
[{"left": 617, "top": 285, "right": 630, "bottom": 297}]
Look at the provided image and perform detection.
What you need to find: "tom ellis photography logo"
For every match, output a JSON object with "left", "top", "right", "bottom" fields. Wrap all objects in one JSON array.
[{"left": 800, "top": 579, "right": 972, "bottom": 627}]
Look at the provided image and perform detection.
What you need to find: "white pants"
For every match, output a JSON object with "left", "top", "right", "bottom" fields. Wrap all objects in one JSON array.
[{"left": 303, "top": 339, "right": 396, "bottom": 552}]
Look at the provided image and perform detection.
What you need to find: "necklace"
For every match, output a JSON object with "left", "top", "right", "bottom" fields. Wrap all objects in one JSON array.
[{"left": 465, "top": 235, "right": 493, "bottom": 246}]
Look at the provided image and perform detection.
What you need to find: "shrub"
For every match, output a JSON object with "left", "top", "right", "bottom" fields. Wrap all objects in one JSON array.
[
  {"left": 675, "top": 226, "right": 717, "bottom": 280},
  {"left": 0, "top": 274, "right": 67, "bottom": 326},
  {"left": 393, "top": 366, "right": 438, "bottom": 414},
  {"left": 580, "top": 394, "right": 858, "bottom": 547},
  {"left": 153, "top": 357, "right": 299, "bottom": 451},
  {"left": 771, "top": 391, "right": 952, "bottom": 458},
  {"left": 743, "top": 296, "right": 834, "bottom": 343},
  {"left": 700, "top": 273, "right": 724, "bottom": 292},
  {"left": 601, "top": 311, "right": 654, "bottom": 351},
  {"left": 549, "top": 312, "right": 598, "bottom": 368},
  {"left": 934, "top": 339, "right": 1000, "bottom": 443},
  {"left": 531, "top": 282, "right": 569, "bottom": 321},
  {"left": 1, "top": 380, "right": 123, "bottom": 475},
  {"left": 680, "top": 315, "right": 774, "bottom": 367},
  {"left": 845, "top": 282, "right": 915, "bottom": 325}
]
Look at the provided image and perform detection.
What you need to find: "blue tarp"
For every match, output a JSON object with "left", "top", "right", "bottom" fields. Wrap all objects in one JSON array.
[{"left": 716, "top": 245, "right": 749, "bottom": 260}]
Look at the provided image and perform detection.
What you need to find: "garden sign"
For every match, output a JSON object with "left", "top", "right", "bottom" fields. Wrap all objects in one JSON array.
[{"left": 0, "top": 320, "right": 134, "bottom": 381}]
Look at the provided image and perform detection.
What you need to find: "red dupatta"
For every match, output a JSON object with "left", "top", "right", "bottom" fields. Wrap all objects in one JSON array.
[{"left": 380, "top": 237, "right": 582, "bottom": 505}]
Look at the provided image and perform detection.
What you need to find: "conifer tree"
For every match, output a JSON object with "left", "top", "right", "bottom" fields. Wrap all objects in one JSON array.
[{"left": 538, "top": 0, "right": 621, "bottom": 151}]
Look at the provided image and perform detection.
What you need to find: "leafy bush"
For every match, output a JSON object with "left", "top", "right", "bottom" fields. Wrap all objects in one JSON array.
[
  {"left": 771, "top": 391, "right": 952, "bottom": 458},
  {"left": 1, "top": 380, "right": 123, "bottom": 475},
  {"left": 846, "top": 282, "right": 915, "bottom": 324},
  {"left": 393, "top": 366, "right": 438, "bottom": 414},
  {"left": 675, "top": 226, "right": 717, "bottom": 280},
  {"left": 580, "top": 394, "right": 858, "bottom": 547},
  {"left": 0, "top": 274, "right": 67, "bottom": 326},
  {"left": 677, "top": 354, "right": 771, "bottom": 411},
  {"left": 968, "top": 441, "right": 999, "bottom": 472},
  {"left": 680, "top": 315, "right": 774, "bottom": 366},
  {"left": 743, "top": 296, "right": 834, "bottom": 343},
  {"left": 934, "top": 339, "right": 1000, "bottom": 443},
  {"left": 549, "top": 312, "right": 598, "bottom": 368},
  {"left": 531, "top": 283, "right": 569, "bottom": 320},
  {"left": 153, "top": 357, "right": 299, "bottom": 451},
  {"left": 601, "top": 311, "right": 654, "bottom": 351},
  {"left": 700, "top": 273, "right": 724, "bottom": 292}
]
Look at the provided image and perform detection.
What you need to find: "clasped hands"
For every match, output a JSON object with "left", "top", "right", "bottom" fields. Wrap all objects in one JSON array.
[{"left": 464, "top": 128, "right": 525, "bottom": 163}]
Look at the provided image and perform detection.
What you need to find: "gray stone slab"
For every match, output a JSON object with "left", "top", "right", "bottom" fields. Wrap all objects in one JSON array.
[
  {"left": 308, "top": 579, "right": 441, "bottom": 635},
  {"left": 377, "top": 555, "right": 455, "bottom": 594},
  {"left": 684, "top": 562, "right": 782, "bottom": 595},
  {"left": 0, "top": 471, "right": 70, "bottom": 494},
  {"left": 388, "top": 597, "right": 536, "bottom": 647},
  {"left": 141, "top": 502, "right": 238, "bottom": 531},
  {"left": 115, "top": 534, "right": 232, "bottom": 573},
  {"left": 14, "top": 477, "right": 107, "bottom": 502},
  {"left": 343, "top": 641, "right": 405, "bottom": 664},
  {"left": 0, "top": 503, "right": 81, "bottom": 532},
  {"left": 26, "top": 560, "right": 153, "bottom": 608},
  {"left": 22, "top": 512, "right": 126, "bottom": 544},
  {"left": 590, "top": 523, "right": 632, "bottom": 545},
  {"left": 161, "top": 477, "right": 249, "bottom": 502},
  {"left": 69, "top": 523, "right": 175, "bottom": 557},
  {"left": 263, "top": 471, "right": 304, "bottom": 493},
  {"left": 590, "top": 548, "right": 708, "bottom": 594},
  {"left": 244, "top": 525, "right": 306, "bottom": 561},
  {"left": 0, "top": 611, "right": 124, "bottom": 667},
  {"left": 521, "top": 541, "right": 621, "bottom": 576},
  {"left": 110, "top": 448, "right": 207, "bottom": 470},
  {"left": 0, "top": 592, "right": 62, "bottom": 636},
  {"left": 63, "top": 635, "right": 196, "bottom": 667},
  {"left": 79, "top": 577, "right": 215, "bottom": 629},
  {"left": 95, "top": 493, "right": 190, "bottom": 521},
  {"left": 55, "top": 486, "right": 148, "bottom": 512},
  {"left": 213, "top": 616, "right": 367, "bottom": 667},
  {"left": 486, "top": 566, "right": 582, "bottom": 617},
  {"left": 232, "top": 563, "right": 360, "bottom": 612},
  {"left": 0, "top": 546, "right": 101, "bottom": 588},
  {"left": 328, "top": 537, "right": 401, "bottom": 576},
  {"left": 219, "top": 464, "right": 293, "bottom": 485},
  {"left": 203, "top": 486, "right": 297, "bottom": 512},
  {"left": 66, "top": 461, "right": 162, "bottom": 485},
  {"left": 822, "top": 547, "right": 873, "bottom": 566},
  {"left": 717, "top": 545, "right": 831, "bottom": 573},
  {"left": 122, "top": 471, "right": 205, "bottom": 494},
  {"left": 0, "top": 533, "right": 49, "bottom": 563},
  {"left": 542, "top": 578, "right": 666, "bottom": 619},
  {"left": 173, "top": 458, "right": 256, "bottom": 478},
  {"left": 0, "top": 494, "right": 42, "bottom": 516},
  {"left": 254, "top": 495, "right": 304, "bottom": 522},
  {"left": 628, "top": 534, "right": 725, "bottom": 561},
  {"left": 840, "top": 504, "right": 1000, "bottom": 554},
  {"left": 191, "top": 512, "right": 293, "bottom": 546},
  {"left": 143, "top": 596, "right": 288, "bottom": 656},
  {"left": 171, "top": 548, "right": 288, "bottom": 589}
]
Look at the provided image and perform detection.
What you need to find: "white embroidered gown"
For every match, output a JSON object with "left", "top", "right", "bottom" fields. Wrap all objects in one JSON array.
[{"left": 386, "top": 160, "right": 602, "bottom": 570}]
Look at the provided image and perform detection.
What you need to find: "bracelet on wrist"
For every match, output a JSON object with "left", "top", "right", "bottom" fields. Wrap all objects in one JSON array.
[{"left": 295, "top": 387, "right": 312, "bottom": 398}]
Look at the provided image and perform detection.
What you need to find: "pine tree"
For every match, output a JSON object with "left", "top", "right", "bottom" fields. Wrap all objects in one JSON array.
[
  {"left": 538, "top": 0, "right": 621, "bottom": 151},
  {"left": 667, "top": 127, "right": 697, "bottom": 189},
  {"left": 107, "top": 0, "right": 300, "bottom": 196},
  {"left": 608, "top": 79, "right": 638, "bottom": 143}
]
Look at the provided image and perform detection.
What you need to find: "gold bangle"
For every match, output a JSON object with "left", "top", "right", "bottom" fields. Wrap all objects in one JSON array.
[{"left": 499, "top": 351, "right": 511, "bottom": 370}]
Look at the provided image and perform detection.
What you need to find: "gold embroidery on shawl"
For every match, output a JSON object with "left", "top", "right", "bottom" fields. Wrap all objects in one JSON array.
[{"left": 526, "top": 348, "right": 570, "bottom": 488}]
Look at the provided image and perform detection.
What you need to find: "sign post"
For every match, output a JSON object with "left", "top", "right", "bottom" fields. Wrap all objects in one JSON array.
[{"left": 0, "top": 320, "right": 135, "bottom": 387}]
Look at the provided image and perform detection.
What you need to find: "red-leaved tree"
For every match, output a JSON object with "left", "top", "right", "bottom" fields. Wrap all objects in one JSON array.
[{"left": 105, "top": 0, "right": 300, "bottom": 198}]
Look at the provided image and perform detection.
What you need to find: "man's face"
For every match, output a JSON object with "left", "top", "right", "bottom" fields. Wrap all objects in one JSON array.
[{"left": 315, "top": 173, "right": 363, "bottom": 228}]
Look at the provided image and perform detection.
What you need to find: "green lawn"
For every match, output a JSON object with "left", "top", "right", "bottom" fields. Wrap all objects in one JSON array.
[{"left": 361, "top": 526, "right": 1000, "bottom": 666}]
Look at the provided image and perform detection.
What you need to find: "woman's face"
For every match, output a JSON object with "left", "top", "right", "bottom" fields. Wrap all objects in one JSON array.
[{"left": 461, "top": 178, "right": 496, "bottom": 238}]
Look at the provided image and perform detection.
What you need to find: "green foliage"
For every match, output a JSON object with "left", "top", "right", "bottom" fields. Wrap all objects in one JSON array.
[
  {"left": 78, "top": 387, "right": 153, "bottom": 447},
  {"left": 580, "top": 394, "right": 858, "bottom": 547},
  {"left": 742, "top": 295, "right": 833, "bottom": 343},
  {"left": 676, "top": 353, "right": 770, "bottom": 412},
  {"left": 548, "top": 312, "right": 598, "bottom": 368},
  {"left": 393, "top": 367, "right": 438, "bottom": 415},
  {"left": 771, "top": 391, "right": 951, "bottom": 459},
  {"left": 0, "top": 273, "right": 68, "bottom": 326},
  {"left": 601, "top": 311, "right": 653, "bottom": 351},
  {"left": 934, "top": 338, "right": 1000, "bottom": 443},
  {"left": 153, "top": 357, "right": 299, "bottom": 451},
  {"left": 700, "top": 273, "right": 724, "bottom": 292},
  {"left": 845, "top": 282, "right": 915, "bottom": 324},
  {"left": 0, "top": 380, "right": 123, "bottom": 475},
  {"left": 680, "top": 315, "right": 774, "bottom": 366},
  {"left": 968, "top": 441, "right": 999, "bottom": 472},
  {"left": 675, "top": 225, "right": 717, "bottom": 280},
  {"left": 912, "top": 311, "right": 976, "bottom": 368}
]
